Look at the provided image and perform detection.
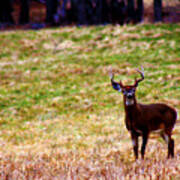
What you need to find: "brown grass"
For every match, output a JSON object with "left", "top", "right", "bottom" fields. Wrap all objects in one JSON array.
[{"left": 1, "top": 143, "right": 180, "bottom": 179}]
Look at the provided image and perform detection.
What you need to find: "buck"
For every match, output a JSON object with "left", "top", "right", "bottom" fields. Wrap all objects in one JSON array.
[{"left": 110, "top": 67, "right": 177, "bottom": 159}]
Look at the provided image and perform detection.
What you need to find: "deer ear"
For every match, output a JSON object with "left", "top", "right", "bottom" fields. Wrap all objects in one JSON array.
[
  {"left": 111, "top": 81, "right": 122, "bottom": 92},
  {"left": 109, "top": 72, "right": 122, "bottom": 92}
]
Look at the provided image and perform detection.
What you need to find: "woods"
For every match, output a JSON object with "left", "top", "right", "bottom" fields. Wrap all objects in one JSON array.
[{"left": 0, "top": 0, "right": 169, "bottom": 28}]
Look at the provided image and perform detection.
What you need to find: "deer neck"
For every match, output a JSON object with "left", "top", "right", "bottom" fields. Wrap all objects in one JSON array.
[
  {"left": 124, "top": 97, "right": 140, "bottom": 128},
  {"left": 124, "top": 96, "right": 137, "bottom": 107},
  {"left": 124, "top": 96, "right": 138, "bottom": 115}
]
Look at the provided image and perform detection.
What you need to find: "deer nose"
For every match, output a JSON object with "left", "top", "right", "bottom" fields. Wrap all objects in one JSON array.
[{"left": 127, "top": 93, "right": 133, "bottom": 98}]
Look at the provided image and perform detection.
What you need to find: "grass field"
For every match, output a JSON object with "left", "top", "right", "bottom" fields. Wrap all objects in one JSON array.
[{"left": 0, "top": 24, "right": 180, "bottom": 179}]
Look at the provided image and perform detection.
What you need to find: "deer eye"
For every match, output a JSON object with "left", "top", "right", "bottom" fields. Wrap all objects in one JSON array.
[{"left": 122, "top": 90, "right": 127, "bottom": 95}]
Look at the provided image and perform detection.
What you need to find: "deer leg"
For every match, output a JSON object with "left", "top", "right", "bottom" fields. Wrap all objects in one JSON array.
[
  {"left": 161, "top": 131, "right": 174, "bottom": 158},
  {"left": 168, "top": 138, "right": 174, "bottom": 158},
  {"left": 131, "top": 132, "right": 139, "bottom": 159},
  {"left": 141, "top": 133, "right": 149, "bottom": 159},
  {"left": 166, "top": 133, "right": 174, "bottom": 158}
]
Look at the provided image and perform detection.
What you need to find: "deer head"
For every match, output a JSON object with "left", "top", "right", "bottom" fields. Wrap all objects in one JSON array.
[{"left": 110, "top": 67, "right": 144, "bottom": 106}]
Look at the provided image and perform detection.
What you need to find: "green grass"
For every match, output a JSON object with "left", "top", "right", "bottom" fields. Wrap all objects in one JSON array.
[{"left": 0, "top": 24, "right": 180, "bottom": 179}]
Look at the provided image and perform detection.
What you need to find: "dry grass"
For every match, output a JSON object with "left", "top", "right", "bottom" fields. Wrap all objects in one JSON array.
[{"left": 1, "top": 143, "right": 180, "bottom": 179}]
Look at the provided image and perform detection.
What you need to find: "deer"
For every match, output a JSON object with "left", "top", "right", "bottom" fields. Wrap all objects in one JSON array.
[{"left": 110, "top": 67, "right": 177, "bottom": 160}]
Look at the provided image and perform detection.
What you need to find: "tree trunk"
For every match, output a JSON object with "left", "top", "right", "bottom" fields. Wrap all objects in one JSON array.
[
  {"left": 19, "top": 0, "right": 30, "bottom": 24},
  {"left": 127, "top": 0, "right": 135, "bottom": 23},
  {"left": 154, "top": 0, "right": 162, "bottom": 22},
  {"left": 136, "top": 0, "right": 144, "bottom": 23},
  {"left": 0, "top": 0, "right": 14, "bottom": 24},
  {"left": 46, "top": 0, "right": 58, "bottom": 25}
]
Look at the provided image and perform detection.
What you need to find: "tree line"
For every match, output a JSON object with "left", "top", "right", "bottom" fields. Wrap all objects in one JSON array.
[{"left": 0, "top": 0, "right": 163, "bottom": 28}]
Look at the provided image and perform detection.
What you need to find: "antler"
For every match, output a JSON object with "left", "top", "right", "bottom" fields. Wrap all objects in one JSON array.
[
  {"left": 134, "top": 66, "right": 144, "bottom": 87},
  {"left": 109, "top": 69, "right": 123, "bottom": 91},
  {"left": 109, "top": 68, "right": 114, "bottom": 81},
  {"left": 109, "top": 69, "right": 118, "bottom": 87}
]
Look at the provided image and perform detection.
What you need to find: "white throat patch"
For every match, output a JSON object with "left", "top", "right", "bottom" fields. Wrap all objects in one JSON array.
[{"left": 126, "top": 98, "right": 134, "bottom": 106}]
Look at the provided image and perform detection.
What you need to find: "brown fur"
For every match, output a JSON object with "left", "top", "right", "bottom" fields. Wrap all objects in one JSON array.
[
  {"left": 110, "top": 70, "right": 177, "bottom": 159},
  {"left": 123, "top": 94, "right": 177, "bottom": 159}
]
